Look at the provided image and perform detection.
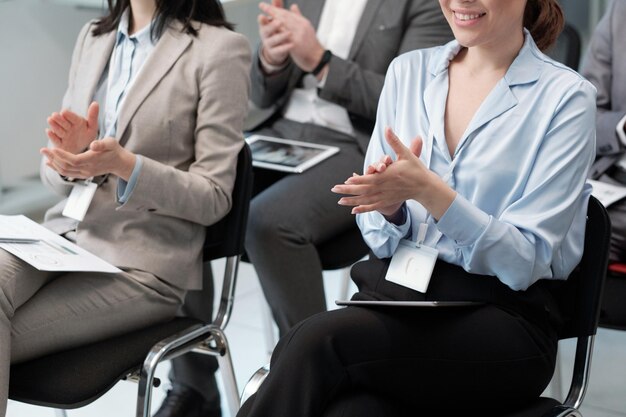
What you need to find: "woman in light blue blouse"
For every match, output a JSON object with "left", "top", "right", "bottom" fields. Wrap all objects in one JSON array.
[{"left": 238, "top": 0, "right": 596, "bottom": 416}]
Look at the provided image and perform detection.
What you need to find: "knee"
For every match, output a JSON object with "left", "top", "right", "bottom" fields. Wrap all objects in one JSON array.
[
  {"left": 0, "top": 284, "right": 12, "bottom": 322},
  {"left": 246, "top": 201, "right": 304, "bottom": 249},
  {"left": 246, "top": 204, "right": 276, "bottom": 246},
  {"left": 272, "top": 313, "right": 342, "bottom": 366}
]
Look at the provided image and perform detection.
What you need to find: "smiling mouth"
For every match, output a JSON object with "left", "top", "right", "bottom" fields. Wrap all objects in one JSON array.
[{"left": 453, "top": 11, "right": 487, "bottom": 21}]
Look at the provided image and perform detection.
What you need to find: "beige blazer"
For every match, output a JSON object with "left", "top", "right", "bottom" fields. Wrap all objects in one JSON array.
[{"left": 41, "top": 20, "right": 251, "bottom": 290}]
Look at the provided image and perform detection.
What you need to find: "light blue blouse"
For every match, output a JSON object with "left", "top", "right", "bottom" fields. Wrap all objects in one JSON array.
[
  {"left": 356, "top": 31, "right": 597, "bottom": 291},
  {"left": 92, "top": 9, "right": 156, "bottom": 203}
]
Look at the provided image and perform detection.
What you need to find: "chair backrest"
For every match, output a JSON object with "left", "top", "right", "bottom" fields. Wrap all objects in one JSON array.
[
  {"left": 202, "top": 143, "right": 253, "bottom": 261},
  {"left": 547, "top": 22, "right": 582, "bottom": 71},
  {"left": 549, "top": 196, "right": 610, "bottom": 341}
]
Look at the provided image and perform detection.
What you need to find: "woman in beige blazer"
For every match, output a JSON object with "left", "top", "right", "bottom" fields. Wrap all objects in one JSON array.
[{"left": 0, "top": 0, "right": 250, "bottom": 414}]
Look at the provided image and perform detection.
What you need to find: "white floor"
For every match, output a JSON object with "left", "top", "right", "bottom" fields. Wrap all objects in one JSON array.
[{"left": 7, "top": 260, "right": 626, "bottom": 417}]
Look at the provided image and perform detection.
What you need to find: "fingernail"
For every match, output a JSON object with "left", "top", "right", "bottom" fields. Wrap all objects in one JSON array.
[
  {"left": 351, "top": 208, "right": 357, "bottom": 214},
  {"left": 330, "top": 186, "right": 337, "bottom": 192},
  {"left": 338, "top": 198, "right": 346, "bottom": 205}
]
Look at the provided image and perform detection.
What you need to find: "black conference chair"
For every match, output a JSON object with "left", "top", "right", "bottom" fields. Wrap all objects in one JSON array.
[
  {"left": 242, "top": 196, "right": 611, "bottom": 417},
  {"left": 598, "top": 262, "right": 626, "bottom": 329},
  {"left": 548, "top": 22, "right": 582, "bottom": 71},
  {"left": 9, "top": 144, "right": 254, "bottom": 417}
]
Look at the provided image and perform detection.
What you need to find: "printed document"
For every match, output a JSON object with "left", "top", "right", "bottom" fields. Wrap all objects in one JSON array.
[
  {"left": 588, "top": 179, "right": 626, "bottom": 208},
  {"left": 0, "top": 215, "right": 121, "bottom": 273}
]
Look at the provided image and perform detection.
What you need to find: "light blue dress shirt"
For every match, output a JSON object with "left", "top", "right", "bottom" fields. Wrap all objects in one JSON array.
[
  {"left": 92, "top": 9, "right": 157, "bottom": 203},
  {"left": 356, "top": 31, "right": 597, "bottom": 291}
]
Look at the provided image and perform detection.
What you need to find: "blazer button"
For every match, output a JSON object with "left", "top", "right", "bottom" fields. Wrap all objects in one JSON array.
[{"left": 148, "top": 208, "right": 156, "bottom": 212}]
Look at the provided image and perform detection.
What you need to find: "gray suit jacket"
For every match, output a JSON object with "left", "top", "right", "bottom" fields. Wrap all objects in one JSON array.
[
  {"left": 581, "top": 0, "right": 626, "bottom": 178},
  {"left": 249, "top": 0, "right": 453, "bottom": 153},
  {"left": 41, "top": 20, "right": 251, "bottom": 290}
]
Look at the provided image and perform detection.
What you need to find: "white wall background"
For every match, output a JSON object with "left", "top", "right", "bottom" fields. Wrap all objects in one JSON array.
[
  {"left": 0, "top": 0, "right": 258, "bottom": 216},
  {"left": 0, "top": 0, "right": 103, "bottom": 188}
]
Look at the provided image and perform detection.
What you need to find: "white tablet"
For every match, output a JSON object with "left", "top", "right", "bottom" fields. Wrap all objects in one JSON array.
[
  {"left": 335, "top": 300, "right": 483, "bottom": 308},
  {"left": 245, "top": 134, "right": 340, "bottom": 173}
]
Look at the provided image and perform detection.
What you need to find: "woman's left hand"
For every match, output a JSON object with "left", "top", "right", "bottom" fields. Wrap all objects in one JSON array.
[
  {"left": 40, "top": 137, "right": 136, "bottom": 181},
  {"left": 332, "top": 127, "right": 456, "bottom": 220}
]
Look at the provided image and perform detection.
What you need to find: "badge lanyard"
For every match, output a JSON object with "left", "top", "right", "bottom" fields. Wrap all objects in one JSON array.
[
  {"left": 62, "top": 40, "right": 126, "bottom": 222},
  {"left": 386, "top": 120, "right": 479, "bottom": 293}
]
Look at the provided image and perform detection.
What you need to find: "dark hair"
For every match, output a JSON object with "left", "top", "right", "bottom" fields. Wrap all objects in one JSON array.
[
  {"left": 92, "top": 0, "right": 234, "bottom": 40},
  {"left": 524, "top": 0, "right": 564, "bottom": 51}
]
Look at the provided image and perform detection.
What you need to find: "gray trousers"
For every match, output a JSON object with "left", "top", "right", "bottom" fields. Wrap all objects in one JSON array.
[
  {"left": 246, "top": 119, "right": 364, "bottom": 334},
  {"left": 169, "top": 118, "right": 364, "bottom": 401},
  {"left": 0, "top": 250, "right": 183, "bottom": 416}
]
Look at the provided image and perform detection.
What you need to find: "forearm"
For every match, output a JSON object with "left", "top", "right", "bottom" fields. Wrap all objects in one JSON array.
[{"left": 250, "top": 47, "right": 296, "bottom": 109}]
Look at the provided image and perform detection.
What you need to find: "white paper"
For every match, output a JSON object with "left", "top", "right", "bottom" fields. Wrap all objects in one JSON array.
[
  {"left": 588, "top": 179, "right": 626, "bottom": 207},
  {"left": 0, "top": 215, "right": 121, "bottom": 273}
]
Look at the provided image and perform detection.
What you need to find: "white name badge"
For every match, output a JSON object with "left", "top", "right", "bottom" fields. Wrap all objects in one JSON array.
[
  {"left": 62, "top": 181, "right": 98, "bottom": 222},
  {"left": 385, "top": 239, "right": 439, "bottom": 293}
]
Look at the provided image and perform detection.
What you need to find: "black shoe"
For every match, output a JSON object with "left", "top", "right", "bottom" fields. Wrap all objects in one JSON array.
[{"left": 153, "top": 385, "right": 222, "bottom": 417}]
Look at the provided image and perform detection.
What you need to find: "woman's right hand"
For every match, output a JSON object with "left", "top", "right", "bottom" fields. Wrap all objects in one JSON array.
[
  {"left": 258, "top": 0, "right": 293, "bottom": 68},
  {"left": 332, "top": 127, "right": 456, "bottom": 221},
  {"left": 46, "top": 101, "right": 99, "bottom": 155}
]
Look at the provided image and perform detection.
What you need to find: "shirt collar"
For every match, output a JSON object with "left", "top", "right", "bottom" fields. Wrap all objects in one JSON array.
[
  {"left": 116, "top": 8, "right": 157, "bottom": 47},
  {"left": 428, "top": 29, "right": 543, "bottom": 86}
]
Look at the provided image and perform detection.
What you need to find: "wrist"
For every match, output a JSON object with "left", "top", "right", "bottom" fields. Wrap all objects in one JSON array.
[
  {"left": 116, "top": 150, "right": 136, "bottom": 182},
  {"left": 418, "top": 174, "right": 456, "bottom": 221},
  {"left": 382, "top": 205, "right": 406, "bottom": 225},
  {"left": 260, "top": 46, "right": 288, "bottom": 72},
  {"left": 309, "top": 48, "right": 332, "bottom": 75}
]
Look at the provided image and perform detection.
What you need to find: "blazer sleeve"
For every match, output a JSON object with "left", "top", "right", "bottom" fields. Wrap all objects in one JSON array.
[
  {"left": 116, "top": 33, "right": 252, "bottom": 226},
  {"left": 250, "top": 46, "right": 297, "bottom": 109},
  {"left": 39, "top": 21, "right": 93, "bottom": 197},
  {"left": 318, "top": 0, "right": 452, "bottom": 120},
  {"left": 581, "top": 1, "right": 625, "bottom": 157}
]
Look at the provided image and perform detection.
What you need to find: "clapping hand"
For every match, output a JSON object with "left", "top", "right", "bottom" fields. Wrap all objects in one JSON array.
[
  {"left": 332, "top": 127, "right": 455, "bottom": 220},
  {"left": 258, "top": 1, "right": 326, "bottom": 73},
  {"left": 41, "top": 137, "right": 136, "bottom": 181},
  {"left": 46, "top": 101, "right": 99, "bottom": 155}
]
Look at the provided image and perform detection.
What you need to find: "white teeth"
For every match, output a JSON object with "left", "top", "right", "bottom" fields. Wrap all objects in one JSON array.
[{"left": 455, "top": 12, "right": 484, "bottom": 21}]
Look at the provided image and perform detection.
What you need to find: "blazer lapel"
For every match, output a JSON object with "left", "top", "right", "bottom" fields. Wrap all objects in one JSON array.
[
  {"left": 349, "top": 0, "right": 384, "bottom": 59},
  {"left": 75, "top": 30, "right": 116, "bottom": 113},
  {"left": 115, "top": 22, "right": 191, "bottom": 145}
]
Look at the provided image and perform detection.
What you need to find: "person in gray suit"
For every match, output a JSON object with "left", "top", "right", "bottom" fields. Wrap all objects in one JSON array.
[
  {"left": 156, "top": 1, "right": 452, "bottom": 416},
  {"left": 0, "top": 1, "right": 250, "bottom": 416},
  {"left": 581, "top": 0, "right": 626, "bottom": 263},
  {"left": 247, "top": 0, "right": 452, "bottom": 335}
]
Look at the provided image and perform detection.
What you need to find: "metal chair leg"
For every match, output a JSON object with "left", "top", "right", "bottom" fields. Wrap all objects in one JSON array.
[
  {"left": 54, "top": 410, "right": 68, "bottom": 417},
  {"left": 213, "top": 327, "right": 240, "bottom": 417},
  {"left": 241, "top": 364, "right": 270, "bottom": 405}
]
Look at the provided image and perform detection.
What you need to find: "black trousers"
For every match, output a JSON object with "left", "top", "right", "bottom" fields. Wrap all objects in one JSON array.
[{"left": 237, "top": 259, "right": 559, "bottom": 417}]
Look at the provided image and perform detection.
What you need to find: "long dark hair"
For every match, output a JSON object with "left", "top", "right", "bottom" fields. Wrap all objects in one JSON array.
[
  {"left": 92, "top": 0, "right": 233, "bottom": 40},
  {"left": 524, "top": 0, "right": 564, "bottom": 51}
]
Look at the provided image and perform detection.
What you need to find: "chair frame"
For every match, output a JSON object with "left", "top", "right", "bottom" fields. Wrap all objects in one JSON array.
[{"left": 135, "top": 251, "right": 242, "bottom": 417}]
